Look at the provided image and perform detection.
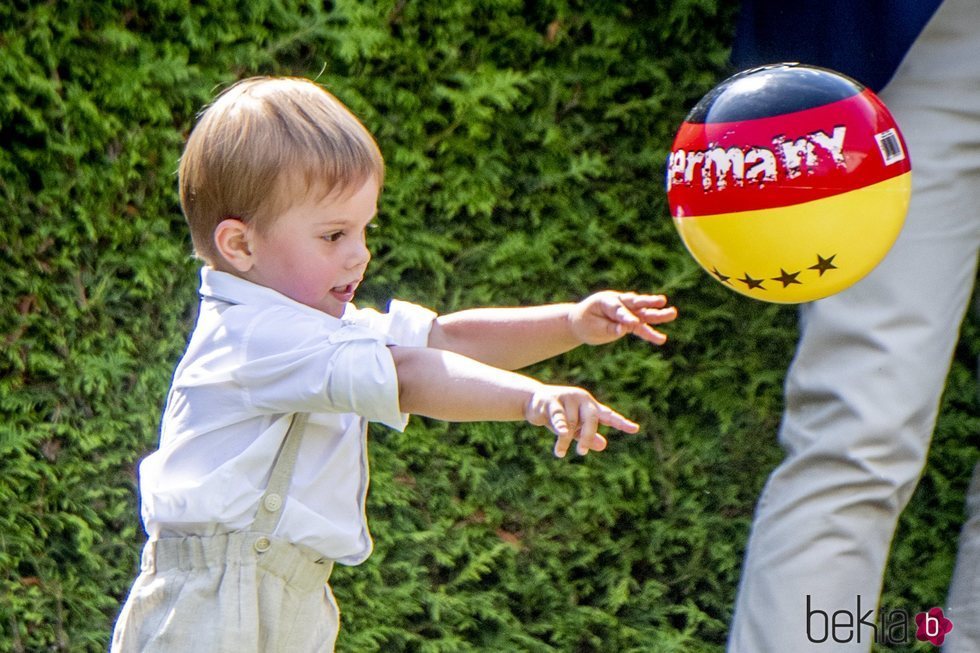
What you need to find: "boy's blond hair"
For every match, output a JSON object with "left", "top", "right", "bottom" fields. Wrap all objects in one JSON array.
[{"left": 179, "top": 76, "right": 384, "bottom": 265}]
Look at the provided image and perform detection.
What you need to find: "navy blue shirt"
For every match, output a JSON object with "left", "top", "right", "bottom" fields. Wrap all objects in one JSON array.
[{"left": 733, "top": 1, "right": 943, "bottom": 91}]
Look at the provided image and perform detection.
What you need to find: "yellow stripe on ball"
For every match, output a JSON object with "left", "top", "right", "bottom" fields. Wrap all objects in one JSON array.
[{"left": 673, "top": 172, "right": 911, "bottom": 303}]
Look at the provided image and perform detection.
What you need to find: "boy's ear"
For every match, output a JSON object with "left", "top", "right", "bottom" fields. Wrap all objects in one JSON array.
[{"left": 214, "top": 218, "right": 254, "bottom": 272}]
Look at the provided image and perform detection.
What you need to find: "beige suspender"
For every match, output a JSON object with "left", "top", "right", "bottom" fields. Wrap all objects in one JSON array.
[{"left": 251, "top": 413, "right": 308, "bottom": 545}]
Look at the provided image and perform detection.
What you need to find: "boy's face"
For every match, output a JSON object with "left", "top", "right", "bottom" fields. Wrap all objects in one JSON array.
[{"left": 242, "top": 178, "right": 379, "bottom": 317}]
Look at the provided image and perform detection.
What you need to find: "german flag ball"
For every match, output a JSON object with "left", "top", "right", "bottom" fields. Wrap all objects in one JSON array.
[{"left": 667, "top": 63, "right": 911, "bottom": 303}]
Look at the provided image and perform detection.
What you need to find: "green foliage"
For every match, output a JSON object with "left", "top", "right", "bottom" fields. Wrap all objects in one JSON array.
[{"left": 0, "top": 1, "right": 976, "bottom": 652}]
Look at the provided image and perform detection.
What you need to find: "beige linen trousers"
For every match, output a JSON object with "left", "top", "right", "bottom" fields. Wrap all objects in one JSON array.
[{"left": 111, "top": 414, "right": 340, "bottom": 652}]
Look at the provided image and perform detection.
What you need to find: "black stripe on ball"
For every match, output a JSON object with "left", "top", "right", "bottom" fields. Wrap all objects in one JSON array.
[{"left": 685, "top": 63, "right": 864, "bottom": 124}]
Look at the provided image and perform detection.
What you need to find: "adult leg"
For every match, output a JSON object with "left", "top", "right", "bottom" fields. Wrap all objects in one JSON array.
[
  {"left": 946, "top": 453, "right": 980, "bottom": 652},
  {"left": 728, "top": 1, "right": 980, "bottom": 650}
]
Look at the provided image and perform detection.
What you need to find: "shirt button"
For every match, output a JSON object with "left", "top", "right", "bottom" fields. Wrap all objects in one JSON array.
[
  {"left": 263, "top": 493, "right": 283, "bottom": 512},
  {"left": 254, "top": 536, "right": 272, "bottom": 553}
]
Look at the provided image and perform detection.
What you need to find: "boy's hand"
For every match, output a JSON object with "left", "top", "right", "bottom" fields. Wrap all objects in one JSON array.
[
  {"left": 569, "top": 291, "right": 677, "bottom": 346},
  {"left": 525, "top": 385, "right": 640, "bottom": 458}
]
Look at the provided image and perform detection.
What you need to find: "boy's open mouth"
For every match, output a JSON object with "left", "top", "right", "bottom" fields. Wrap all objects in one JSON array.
[{"left": 330, "top": 282, "right": 357, "bottom": 303}]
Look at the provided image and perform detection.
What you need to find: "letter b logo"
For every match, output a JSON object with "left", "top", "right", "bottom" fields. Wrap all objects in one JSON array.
[{"left": 915, "top": 607, "right": 953, "bottom": 646}]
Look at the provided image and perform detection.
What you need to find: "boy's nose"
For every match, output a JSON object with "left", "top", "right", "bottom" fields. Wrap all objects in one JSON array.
[{"left": 347, "top": 238, "right": 371, "bottom": 269}]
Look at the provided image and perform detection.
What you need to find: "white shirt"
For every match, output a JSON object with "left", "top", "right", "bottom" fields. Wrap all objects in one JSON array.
[{"left": 138, "top": 268, "right": 436, "bottom": 564}]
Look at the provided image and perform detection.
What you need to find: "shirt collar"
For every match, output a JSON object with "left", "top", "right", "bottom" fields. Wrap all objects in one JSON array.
[{"left": 199, "top": 267, "right": 346, "bottom": 326}]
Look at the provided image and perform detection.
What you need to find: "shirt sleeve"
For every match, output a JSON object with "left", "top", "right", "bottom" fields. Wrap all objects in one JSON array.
[
  {"left": 345, "top": 299, "right": 437, "bottom": 347},
  {"left": 233, "top": 306, "right": 410, "bottom": 430}
]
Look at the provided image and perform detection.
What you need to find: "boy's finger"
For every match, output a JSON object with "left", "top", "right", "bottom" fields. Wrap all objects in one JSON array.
[
  {"left": 621, "top": 293, "right": 669, "bottom": 309},
  {"left": 636, "top": 306, "right": 678, "bottom": 324},
  {"left": 597, "top": 404, "right": 640, "bottom": 434},
  {"left": 631, "top": 323, "right": 668, "bottom": 345},
  {"left": 576, "top": 403, "right": 600, "bottom": 456},
  {"left": 550, "top": 405, "right": 575, "bottom": 458},
  {"left": 613, "top": 303, "right": 641, "bottom": 327}
]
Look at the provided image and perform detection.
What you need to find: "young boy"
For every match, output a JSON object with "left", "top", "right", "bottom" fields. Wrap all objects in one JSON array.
[{"left": 111, "top": 76, "right": 676, "bottom": 652}]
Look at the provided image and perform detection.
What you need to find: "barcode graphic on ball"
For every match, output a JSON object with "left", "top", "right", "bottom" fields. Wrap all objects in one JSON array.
[{"left": 875, "top": 129, "right": 906, "bottom": 165}]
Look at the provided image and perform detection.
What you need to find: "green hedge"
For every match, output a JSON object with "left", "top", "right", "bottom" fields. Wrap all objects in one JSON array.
[{"left": 0, "top": 2, "right": 976, "bottom": 651}]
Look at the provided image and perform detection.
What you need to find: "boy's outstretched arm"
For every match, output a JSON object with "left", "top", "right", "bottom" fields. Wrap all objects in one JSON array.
[
  {"left": 389, "top": 346, "right": 639, "bottom": 457},
  {"left": 427, "top": 291, "right": 677, "bottom": 370}
]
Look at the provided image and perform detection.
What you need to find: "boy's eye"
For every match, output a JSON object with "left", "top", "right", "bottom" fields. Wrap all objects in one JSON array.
[{"left": 322, "top": 231, "right": 343, "bottom": 242}]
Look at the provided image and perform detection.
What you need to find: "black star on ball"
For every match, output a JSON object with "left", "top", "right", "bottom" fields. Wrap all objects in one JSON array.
[
  {"left": 738, "top": 272, "right": 765, "bottom": 290},
  {"left": 772, "top": 268, "right": 802, "bottom": 287},
  {"left": 712, "top": 267, "right": 732, "bottom": 284},
  {"left": 809, "top": 254, "right": 838, "bottom": 276}
]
